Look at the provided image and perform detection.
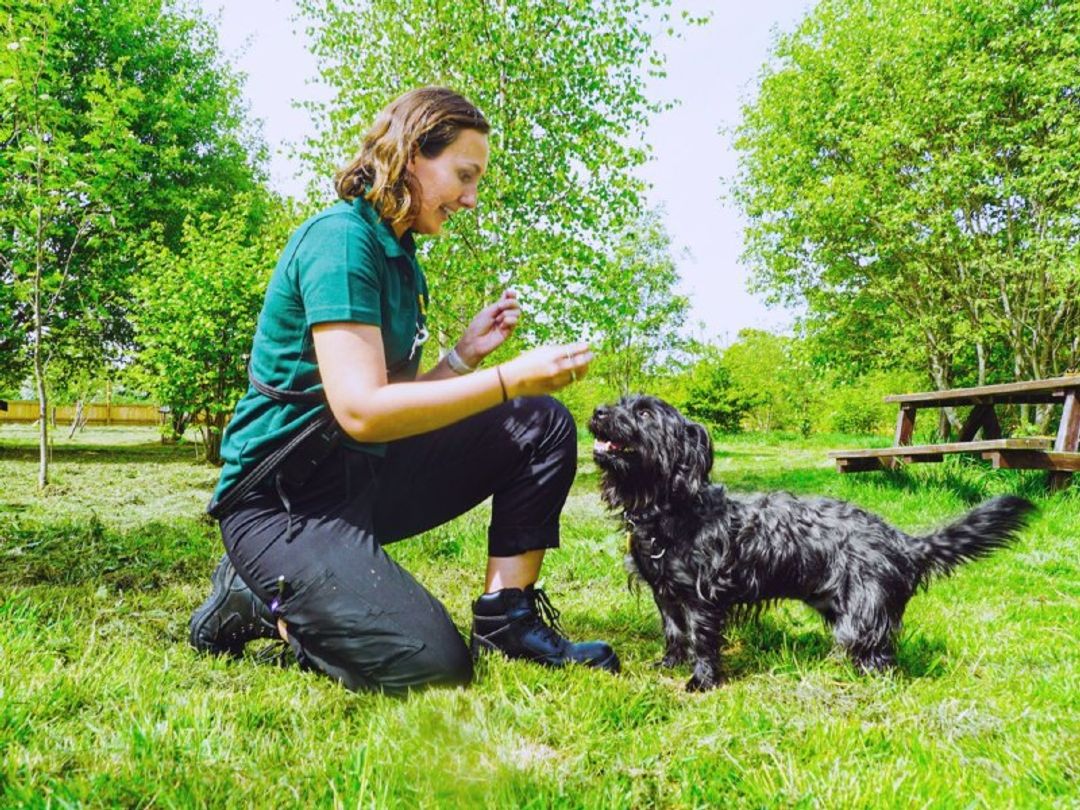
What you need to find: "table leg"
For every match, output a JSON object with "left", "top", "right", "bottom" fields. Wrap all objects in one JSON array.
[
  {"left": 1050, "top": 392, "right": 1079, "bottom": 492},
  {"left": 1054, "top": 392, "right": 1079, "bottom": 452},
  {"left": 958, "top": 404, "right": 1002, "bottom": 442},
  {"left": 894, "top": 405, "right": 916, "bottom": 446}
]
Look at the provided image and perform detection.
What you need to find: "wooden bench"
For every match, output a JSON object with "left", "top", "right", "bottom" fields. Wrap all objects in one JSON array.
[{"left": 828, "top": 376, "right": 1080, "bottom": 490}]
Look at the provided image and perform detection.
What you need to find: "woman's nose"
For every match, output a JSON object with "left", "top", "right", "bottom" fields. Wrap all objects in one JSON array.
[{"left": 460, "top": 188, "right": 478, "bottom": 209}]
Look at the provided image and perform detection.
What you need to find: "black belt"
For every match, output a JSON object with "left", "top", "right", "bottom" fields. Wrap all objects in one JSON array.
[{"left": 206, "top": 367, "right": 344, "bottom": 520}]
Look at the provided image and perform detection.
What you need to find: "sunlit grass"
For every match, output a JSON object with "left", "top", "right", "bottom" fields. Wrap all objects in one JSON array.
[{"left": 1, "top": 425, "right": 1077, "bottom": 807}]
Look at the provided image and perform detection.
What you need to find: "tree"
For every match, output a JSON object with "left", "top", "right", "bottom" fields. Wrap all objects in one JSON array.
[
  {"left": 130, "top": 193, "right": 293, "bottom": 464},
  {"left": 588, "top": 209, "right": 689, "bottom": 396},
  {"left": 734, "top": 0, "right": 1080, "bottom": 431},
  {"left": 677, "top": 342, "right": 749, "bottom": 435},
  {"left": 0, "top": 260, "right": 22, "bottom": 391},
  {"left": 1, "top": 0, "right": 263, "bottom": 485},
  {"left": 295, "top": 0, "right": 705, "bottom": 353},
  {"left": 2, "top": 0, "right": 141, "bottom": 486},
  {"left": 720, "top": 329, "right": 813, "bottom": 434}
]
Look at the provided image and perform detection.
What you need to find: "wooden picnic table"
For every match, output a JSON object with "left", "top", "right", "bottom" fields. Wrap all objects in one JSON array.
[{"left": 828, "top": 375, "right": 1080, "bottom": 491}]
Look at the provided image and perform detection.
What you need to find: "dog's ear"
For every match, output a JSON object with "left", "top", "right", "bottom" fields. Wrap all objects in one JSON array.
[
  {"left": 695, "top": 423, "right": 714, "bottom": 477},
  {"left": 672, "top": 421, "right": 713, "bottom": 502}
]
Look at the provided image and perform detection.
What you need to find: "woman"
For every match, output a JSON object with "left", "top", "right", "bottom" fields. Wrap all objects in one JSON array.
[{"left": 188, "top": 87, "right": 619, "bottom": 693}]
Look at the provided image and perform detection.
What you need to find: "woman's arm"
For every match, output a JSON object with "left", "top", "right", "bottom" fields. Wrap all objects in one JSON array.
[
  {"left": 313, "top": 322, "right": 590, "bottom": 443},
  {"left": 418, "top": 289, "right": 522, "bottom": 382}
]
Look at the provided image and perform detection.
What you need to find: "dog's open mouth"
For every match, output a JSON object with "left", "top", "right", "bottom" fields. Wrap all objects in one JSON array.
[{"left": 593, "top": 439, "right": 632, "bottom": 455}]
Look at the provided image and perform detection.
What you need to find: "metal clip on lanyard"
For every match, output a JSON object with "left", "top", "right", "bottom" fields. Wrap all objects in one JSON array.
[{"left": 385, "top": 318, "right": 428, "bottom": 379}]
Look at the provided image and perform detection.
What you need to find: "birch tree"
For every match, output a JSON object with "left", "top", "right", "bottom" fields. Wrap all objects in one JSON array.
[{"left": 296, "top": 0, "right": 702, "bottom": 352}]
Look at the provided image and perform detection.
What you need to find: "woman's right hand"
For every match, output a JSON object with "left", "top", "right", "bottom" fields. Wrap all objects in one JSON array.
[{"left": 499, "top": 343, "right": 593, "bottom": 398}]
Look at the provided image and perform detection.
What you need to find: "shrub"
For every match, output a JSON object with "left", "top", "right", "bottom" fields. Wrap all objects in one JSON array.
[
  {"left": 817, "top": 369, "right": 923, "bottom": 435},
  {"left": 680, "top": 362, "right": 749, "bottom": 434}
]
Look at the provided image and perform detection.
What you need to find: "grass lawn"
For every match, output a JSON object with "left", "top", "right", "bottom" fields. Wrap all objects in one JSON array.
[{"left": 1, "top": 424, "right": 1077, "bottom": 808}]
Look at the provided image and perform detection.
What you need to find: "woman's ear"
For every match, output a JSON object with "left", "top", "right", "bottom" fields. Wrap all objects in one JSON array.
[{"left": 405, "top": 142, "right": 422, "bottom": 175}]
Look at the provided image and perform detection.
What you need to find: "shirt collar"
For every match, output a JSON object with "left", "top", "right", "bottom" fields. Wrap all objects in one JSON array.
[{"left": 353, "top": 195, "right": 416, "bottom": 259}]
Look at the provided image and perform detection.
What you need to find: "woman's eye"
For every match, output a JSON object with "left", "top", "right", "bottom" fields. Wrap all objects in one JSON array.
[{"left": 459, "top": 172, "right": 474, "bottom": 183}]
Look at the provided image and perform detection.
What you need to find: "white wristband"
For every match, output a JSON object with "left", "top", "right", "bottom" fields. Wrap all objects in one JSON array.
[{"left": 446, "top": 346, "right": 476, "bottom": 375}]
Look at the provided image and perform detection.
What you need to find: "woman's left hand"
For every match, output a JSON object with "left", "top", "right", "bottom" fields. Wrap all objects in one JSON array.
[{"left": 456, "top": 289, "right": 521, "bottom": 366}]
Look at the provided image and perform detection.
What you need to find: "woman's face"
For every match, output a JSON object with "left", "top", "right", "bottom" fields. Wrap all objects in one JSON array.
[{"left": 406, "top": 128, "right": 489, "bottom": 235}]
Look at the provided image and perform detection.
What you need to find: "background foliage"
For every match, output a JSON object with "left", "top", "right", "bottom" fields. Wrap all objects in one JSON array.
[
  {"left": 734, "top": 0, "right": 1080, "bottom": 433},
  {"left": 3, "top": 0, "right": 1078, "bottom": 462},
  {"left": 295, "top": 0, "right": 697, "bottom": 354},
  {"left": 1, "top": 0, "right": 264, "bottom": 482},
  {"left": 129, "top": 192, "right": 296, "bottom": 462}
]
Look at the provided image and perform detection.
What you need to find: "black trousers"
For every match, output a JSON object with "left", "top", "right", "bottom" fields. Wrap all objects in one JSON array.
[{"left": 219, "top": 396, "right": 577, "bottom": 694}]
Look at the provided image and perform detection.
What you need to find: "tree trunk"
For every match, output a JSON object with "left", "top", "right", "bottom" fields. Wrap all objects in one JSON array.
[
  {"left": 33, "top": 219, "right": 48, "bottom": 488},
  {"left": 202, "top": 412, "right": 226, "bottom": 465},
  {"left": 926, "top": 346, "right": 961, "bottom": 438},
  {"left": 34, "top": 344, "right": 48, "bottom": 489},
  {"left": 68, "top": 400, "right": 84, "bottom": 439},
  {"left": 1035, "top": 404, "right": 1055, "bottom": 434}
]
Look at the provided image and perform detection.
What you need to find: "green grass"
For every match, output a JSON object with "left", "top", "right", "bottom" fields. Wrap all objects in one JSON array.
[{"left": 1, "top": 425, "right": 1077, "bottom": 808}]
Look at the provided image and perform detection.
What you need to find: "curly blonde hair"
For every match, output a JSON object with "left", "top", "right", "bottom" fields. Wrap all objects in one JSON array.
[{"left": 335, "top": 87, "right": 490, "bottom": 231}]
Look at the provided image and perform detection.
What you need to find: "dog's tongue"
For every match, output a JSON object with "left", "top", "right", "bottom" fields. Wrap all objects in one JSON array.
[{"left": 593, "top": 439, "right": 621, "bottom": 453}]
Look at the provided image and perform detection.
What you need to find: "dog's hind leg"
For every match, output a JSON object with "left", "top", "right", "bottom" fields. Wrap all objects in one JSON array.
[
  {"left": 831, "top": 585, "right": 901, "bottom": 672},
  {"left": 833, "top": 612, "right": 900, "bottom": 672}
]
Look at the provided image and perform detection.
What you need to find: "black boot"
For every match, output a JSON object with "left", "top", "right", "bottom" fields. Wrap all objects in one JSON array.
[
  {"left": 189, "top": 554, "right": 279, "bottom": 657},
  {"left": 470, "top": 584, "right": 620, "bottom": 673}
]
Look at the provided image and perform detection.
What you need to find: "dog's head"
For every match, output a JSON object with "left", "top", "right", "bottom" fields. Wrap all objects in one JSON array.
[{"left": 588, "top": 394, "right": 713, "bottom": 513}]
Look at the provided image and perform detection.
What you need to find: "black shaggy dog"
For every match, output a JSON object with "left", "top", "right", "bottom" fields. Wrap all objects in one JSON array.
[{"left": 589, "top": 394, "right": 1035, "bottom": 691}]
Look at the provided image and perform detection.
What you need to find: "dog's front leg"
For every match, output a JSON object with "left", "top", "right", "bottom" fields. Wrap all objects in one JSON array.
[
  {"left": 652, "top": 590, "right": 689, "bottom": 668},
  {"left": 684, "top": 602, "right": 727, "bottom": 691}
]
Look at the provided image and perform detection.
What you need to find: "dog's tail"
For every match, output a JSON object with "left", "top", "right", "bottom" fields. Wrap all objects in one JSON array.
[{"left": 912, "top": 495, "right": 1034, "bottom": 581}]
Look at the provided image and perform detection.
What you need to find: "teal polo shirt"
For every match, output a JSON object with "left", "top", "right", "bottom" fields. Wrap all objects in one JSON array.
[{"left": 212, "top": 197, "right": 429, "bottom": 502}]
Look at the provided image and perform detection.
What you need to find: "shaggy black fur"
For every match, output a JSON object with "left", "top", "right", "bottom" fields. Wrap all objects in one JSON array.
[{"left": 589, "top": 394, "right": 1035, "bottom": 691}]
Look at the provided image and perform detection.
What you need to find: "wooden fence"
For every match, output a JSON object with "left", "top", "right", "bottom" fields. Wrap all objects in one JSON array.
[{"left": 0, "top": 400, "right": 162, "bottom": 426}]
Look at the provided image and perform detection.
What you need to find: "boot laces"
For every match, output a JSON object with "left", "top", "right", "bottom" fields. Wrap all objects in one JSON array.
[{"left": 529, "top": 587, "right": 567, "bottom": 642}]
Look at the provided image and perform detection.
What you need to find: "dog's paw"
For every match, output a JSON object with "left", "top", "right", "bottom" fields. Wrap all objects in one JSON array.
[
  {"left": 853, "top": 654, "right": 897, "bottom": 674},
  {"left": 653, "top": 651, "right": 687, "bottom": 669},
  {"left": 685, "top": 672, "right": 723, "bottom": 692}
]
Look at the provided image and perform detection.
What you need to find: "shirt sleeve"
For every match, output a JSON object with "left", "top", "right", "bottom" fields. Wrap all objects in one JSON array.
[{"left": 294, "top": 213, "right": 383, "bottom": 327}]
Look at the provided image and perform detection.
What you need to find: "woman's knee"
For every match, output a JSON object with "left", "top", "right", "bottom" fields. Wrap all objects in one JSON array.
[
  {"left": 514, "top": 395, "right": 577, "bottom": 454},
  {"left": 533, "top": 394, "right": 575, "bottom": 429},
  {"left": 401, "top": 637, "right": 474, "bottom": 690},
  {"left": 292, "top": 619, "right": 473, "bottom": 694},
  {"left": 354, "top": 623, "right": 474, "bottom": 693}
]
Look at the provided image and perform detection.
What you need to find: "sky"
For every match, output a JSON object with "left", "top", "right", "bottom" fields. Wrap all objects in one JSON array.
[{"left": 197, "top": 0, "right": 814, "bottom": 343}]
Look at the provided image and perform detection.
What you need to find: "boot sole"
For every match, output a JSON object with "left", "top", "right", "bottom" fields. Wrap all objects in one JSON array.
[
  {"left": 592, "top": 649, "right": 621, "bottom": 674},
  {"left": 472, "top": 631, "right": 557, "bottom": 665},
  {"left": 471, "top": 633, "right": 620, "bottom": 674}
]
